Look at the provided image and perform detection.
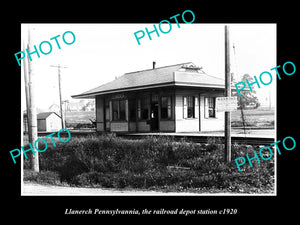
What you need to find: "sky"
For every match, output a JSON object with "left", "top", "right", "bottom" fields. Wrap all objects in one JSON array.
[{"left": 21, "top": 23, "right": 276, "bottom": 111}]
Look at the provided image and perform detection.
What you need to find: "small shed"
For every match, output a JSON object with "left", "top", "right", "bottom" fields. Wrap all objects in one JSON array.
[{"left": 37, "top": 112, "right": 62, "bottom": 132}]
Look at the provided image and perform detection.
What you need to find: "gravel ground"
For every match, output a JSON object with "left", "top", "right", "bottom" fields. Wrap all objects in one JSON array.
[
  {"left": 22, "top": 182, "right": 236, "bottom": 196},
  {"left": 22, "top": 182, "right": 194, "bottom": 195}
]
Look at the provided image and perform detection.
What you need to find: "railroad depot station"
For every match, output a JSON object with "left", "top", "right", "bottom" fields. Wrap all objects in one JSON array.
[{"left": 72, "top": 62, "right": 227, "bottom": 133}]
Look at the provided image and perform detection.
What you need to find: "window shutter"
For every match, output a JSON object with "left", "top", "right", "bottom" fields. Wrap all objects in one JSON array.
[
  {"left": 183, "top": 97, "right": 187, "bottom": 118},
  {"left": 204, "top": 97, "right": 209, "bottom": 119},
  {"left": 167, "top": 96, "right": 172, "bottom": 119},
  {"left": 213, "top": 97, "right": 217, "bottom": 118},
  {"left": 194, "top": 96, "right": 199, "bottom": 118}
]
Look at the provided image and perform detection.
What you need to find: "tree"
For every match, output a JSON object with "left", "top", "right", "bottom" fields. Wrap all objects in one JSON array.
[{"left": 235, "top": 74, "right": 260, "bottom": 109}]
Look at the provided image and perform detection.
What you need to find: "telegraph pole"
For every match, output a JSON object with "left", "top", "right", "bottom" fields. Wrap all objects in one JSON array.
[
  {"left": 224, "top": 25, "right": 231, "bottom": 163},
  {"left": 50, "top": 64, "right": 67, "bottom": 129},
  {"left": 26, "top": 26, "right": 39, "bottom": 172},
  {"left": 23, "top": 40, "right": 31, "bottom": 136}
]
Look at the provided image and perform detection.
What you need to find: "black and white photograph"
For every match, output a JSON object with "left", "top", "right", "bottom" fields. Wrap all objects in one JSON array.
[
  {"left": 20, "top": 23, "right": 276, "bottom": 196},
  {"left": 4, "top": 5, "right": 298, "bottom": 221}
]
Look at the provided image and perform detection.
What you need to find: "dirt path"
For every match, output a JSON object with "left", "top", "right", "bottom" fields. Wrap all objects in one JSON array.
[{"left": 22, "top": 182, "right": 206, "bottom": 195}]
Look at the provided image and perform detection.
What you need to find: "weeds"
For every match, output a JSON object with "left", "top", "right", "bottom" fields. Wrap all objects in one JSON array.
[{"left": 23, "top": 134, "right": 274, "bottom": 193}]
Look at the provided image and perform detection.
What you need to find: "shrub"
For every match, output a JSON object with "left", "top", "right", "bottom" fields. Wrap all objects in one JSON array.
[
  {"left": 24, "top": 134, "right": 274, "bottom": 193},
  {"left": 72, "top": 172, "right": 117, "bottom": 187},
  {"left": 23, "top": 169, "right": 60, "bottom": 185}
]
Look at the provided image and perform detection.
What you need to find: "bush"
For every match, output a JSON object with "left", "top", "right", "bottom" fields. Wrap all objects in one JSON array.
[
  {"left": 72, "top": 172, "right": 117, "bottom": 187},
  {"left": 24, "top": 169, "right": 60, "bottom": 185},
  {"left": 24, "top": 134, "right": 274, "bottom": 193}
]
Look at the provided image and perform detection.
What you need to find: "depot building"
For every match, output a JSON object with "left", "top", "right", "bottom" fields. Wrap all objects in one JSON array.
[{"left": 72, "top": 62, "right": 226, "bottom": 133}]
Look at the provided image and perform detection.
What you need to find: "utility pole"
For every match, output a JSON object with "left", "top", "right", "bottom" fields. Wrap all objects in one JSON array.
[
  {"left": 63, "top": 100, "right": 69, "bottom": 125},
  {"left": 23, "top": 40, "right": 31, "bottom": 137},
  {"left": 50, "top": 64, "right": 67, "bottom": 129},
  {"left": 26, "top": 26, "right": 39, "bottom": 172},
  {"left": 224, "top": 25, "right": 231, "bottom": 163}
]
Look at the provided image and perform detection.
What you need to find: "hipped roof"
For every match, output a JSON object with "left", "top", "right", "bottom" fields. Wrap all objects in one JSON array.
[{"left": 72, "top": 62, "right": 225, "bottom": 99}]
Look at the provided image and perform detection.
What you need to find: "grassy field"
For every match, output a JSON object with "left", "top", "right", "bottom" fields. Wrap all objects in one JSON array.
[
  {"left": 65, "top": 111, "right": 95, "bottom": 128},
  {"left": 23, "top": 134, "right": 274, "bottom": 194},
  {"left": 231, "top": 108, "right": 274, "bottom": 128},
  {"left": 65, "top": 111, "right": 95, "bottom": 123}
]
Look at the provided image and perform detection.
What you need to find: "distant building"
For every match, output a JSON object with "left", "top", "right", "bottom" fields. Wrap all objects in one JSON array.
[
  {"left": 37, "top": 112, "right": 62, "bottom": 132},
  {"left": 72, "top": 62, "right": 226, "bottom": 133}
]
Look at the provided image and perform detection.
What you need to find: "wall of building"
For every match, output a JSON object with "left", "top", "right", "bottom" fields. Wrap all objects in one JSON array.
[
  {"left": 199, "top": 94, "right": 224, "bottom": 131},
  {"left": 37, "top": 119, "right": 46, "bottom": 131},
  {"left": 160, "top": 120, "right": 175, "bottom": 132},
  {"left": 46, "top": 114, "right": 62, "bottom": 131},
  {"left": 175, "top": 89, "right": 225, "bottom": 132},
  {"left": 137, "top": 121, "right": 150, "bottom": 132},
  {"left": 37, "top": 114, "right": 62, "bottom": 132},
  {"left": 175, "top": 90, "right": 200, "bottom": 132},
  {"left": 96, "top": 95, "right": 130, "bottom": 132},
  {"left": 97, "top": 122, "right": 105, "bottom": 131},
  {"left": 111, "top": 122, "right": 128, "bottom": 132},
  {"left": 129, "top": 122, "right": 136, "bottom": 132},
  {"left": 94, "top": 87, "right": 224, "bottom": 133}
]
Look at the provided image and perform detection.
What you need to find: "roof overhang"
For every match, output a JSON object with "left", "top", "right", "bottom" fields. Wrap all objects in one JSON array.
[
  {"left": 72, "top": 82, "right": 176, "bottom": 99},
  {"left": 72, "top": 82, "right": 227, "bottom": 99}
]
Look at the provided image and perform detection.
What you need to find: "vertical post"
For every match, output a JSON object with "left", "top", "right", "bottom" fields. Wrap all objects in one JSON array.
[
  {"left": 27, "top": 26, "right": 39, "bottom": 172},
  {"left": 58, "top": 65, "right": 65, "bottom": 129},
  {"left": 225, "top": 25, "right": 231, "bottom": 163},
  {"left": 23, "top": 40, "right": 31, "bottom": 138},
  {"left": 51, "top": 64, "right": 67, "bottom": 128}
]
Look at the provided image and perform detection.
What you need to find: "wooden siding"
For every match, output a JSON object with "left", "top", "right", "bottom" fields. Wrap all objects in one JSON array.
[
  {"left": 37, "top": 119, "right": 46, "bottom": 131},
  {"left": 137, "top": 121, "right": 150, "bottom": 132},
  {"left": 199, "top": 94, "right": 224, "bottom": 131},
  {"left": 111, "top": 122, "right": 129, "bottom": 132},
  {"left": 175, "top": 90, "right": 200, "bottom": 132},
  {"left": 96, "top": 122, "right": 104, "bottom": 132},
  {"left": 160, "top": 120, "right": 175, "bottom": 132},
  {"left": 94, "top": 87, "right": 225, "bottom": 133},
  {"left": 37, "top": 113, "right": 61, "bottom": 132},
  {"left": 129, "top": 122, "right": 136, "bottom": 132}
]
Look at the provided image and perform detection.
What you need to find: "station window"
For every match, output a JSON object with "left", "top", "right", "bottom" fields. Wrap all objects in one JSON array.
[
  {"left": 205, "top": 97, "right": 216, "bottom": 118},
  {"left": 183, "top": 96, "right": 199, "bottom": 119},
  {"left": 137, "top": 97, "right": 149, "bottom": 120},
  {"left": 112, "top": 99, "right": 126, "bottom": 121},
  {"left": 161, "top": 96, "right": 172, "bottom": 119}
]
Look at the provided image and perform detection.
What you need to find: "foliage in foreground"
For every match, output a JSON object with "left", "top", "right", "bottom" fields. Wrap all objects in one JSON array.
[{"left": 24, "top": 134, "right": 274, "bottom": 193}]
